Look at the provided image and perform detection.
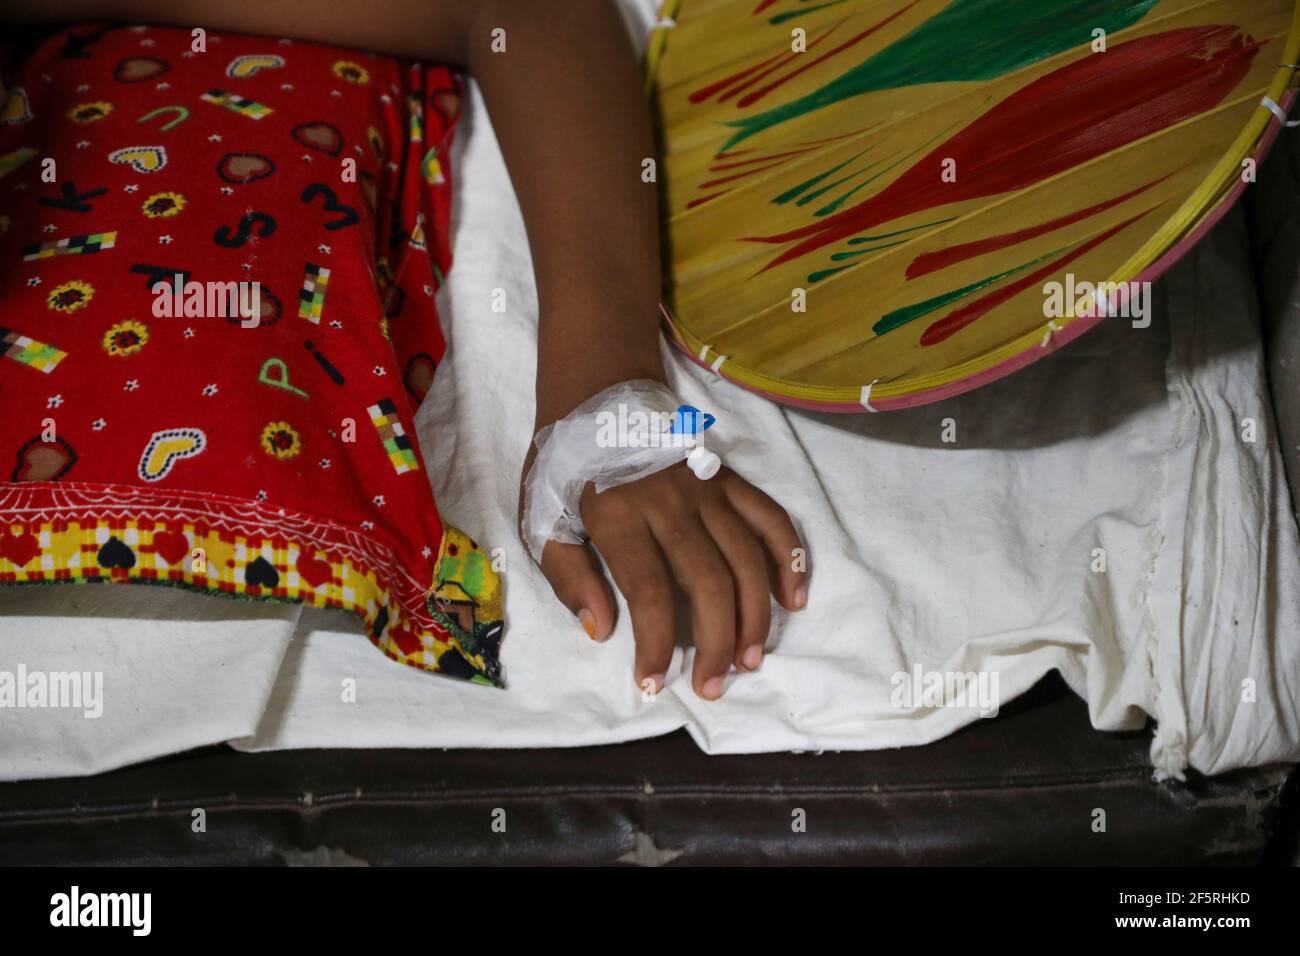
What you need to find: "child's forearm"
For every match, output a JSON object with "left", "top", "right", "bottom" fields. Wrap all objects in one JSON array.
[
  {"left": 463, "top": 1, "right": 667, "bottom": 429},
  {"left": 1, "top": 1, "right": 474, "bottom": 60}
]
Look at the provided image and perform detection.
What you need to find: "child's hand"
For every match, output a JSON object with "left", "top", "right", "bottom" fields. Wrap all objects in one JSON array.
[{"left": 532, "top": 464, "right": 807, "bottom": 700}]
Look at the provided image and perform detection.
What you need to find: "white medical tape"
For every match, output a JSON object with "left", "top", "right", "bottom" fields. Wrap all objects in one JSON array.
[{"left": 521, "top": 379, "right": 720, "bottom": 563}]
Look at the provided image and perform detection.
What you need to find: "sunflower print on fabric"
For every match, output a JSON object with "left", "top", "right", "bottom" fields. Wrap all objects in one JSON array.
[
  {"left": 141, "top": 191, "right": 185, "bottom": 218},
  {"left": 101, "top": 319, "right": 149, "bottom": 356},
  {"left": 46, "top": 279, "right": 95, "bottom": 312}
]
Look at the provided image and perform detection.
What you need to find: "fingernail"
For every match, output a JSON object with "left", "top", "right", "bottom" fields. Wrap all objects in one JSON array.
[
  {"left": 638, "top": 673, "right": 665, "bottom": 696},
  {"left": 793, "top": 586, "right": 807, "bottom": 610},
  {"left": 701, "top": 676, "right": 724, "bottom": 700},
  {"left": 742, "top": 644, "right": 763, "bottom": 671},
  {"left": 578, "top": 608, "right": 597, "bottom": 639}
]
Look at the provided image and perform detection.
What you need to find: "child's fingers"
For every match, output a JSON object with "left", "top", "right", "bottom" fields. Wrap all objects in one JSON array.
[
  {"left": 590, "top": 522, "right": 676, "bottom": 695},
  {"left": 699, "top": 497, "right": 771, "bottom": 672},
  {"left": 720, "top": 472, "right": 809, "bottom": 612},
  {"left": 645, "top": 510, "right": 737, "bottom": 700},
  {"left": 538, "top": 539, "right": 617, "bottom": 641}
]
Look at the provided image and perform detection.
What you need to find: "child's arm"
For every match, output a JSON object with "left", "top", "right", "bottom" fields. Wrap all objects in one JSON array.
[{"left": 5, "top": 0, "right": 809, "bottom": 699}]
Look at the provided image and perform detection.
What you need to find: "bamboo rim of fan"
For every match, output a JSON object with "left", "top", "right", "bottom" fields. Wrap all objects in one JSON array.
[{"left": 648, "top": 1, "right": 1300, "bottom": 411}]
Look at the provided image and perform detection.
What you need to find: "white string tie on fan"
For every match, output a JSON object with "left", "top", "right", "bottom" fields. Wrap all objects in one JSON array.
[
  {"left": 860, "top": 379, "right": 880, "bottom": 412},
  {"left": 1260, "top": 95, "right": 1300, "bottom": 128}
]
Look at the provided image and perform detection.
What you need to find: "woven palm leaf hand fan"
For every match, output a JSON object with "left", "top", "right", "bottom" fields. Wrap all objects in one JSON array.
[{"left": 648, "top": 0, "right": 1300, "bottom": 410}]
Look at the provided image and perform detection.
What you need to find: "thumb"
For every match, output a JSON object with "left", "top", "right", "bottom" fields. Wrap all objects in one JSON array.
[{"left": 539, "top": 539, "right": 617, "bottom": 641}]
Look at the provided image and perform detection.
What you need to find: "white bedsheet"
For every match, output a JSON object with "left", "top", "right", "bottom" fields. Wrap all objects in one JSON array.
[{"left": 2, "top": 4, "right": 1297, "bottom": 782}]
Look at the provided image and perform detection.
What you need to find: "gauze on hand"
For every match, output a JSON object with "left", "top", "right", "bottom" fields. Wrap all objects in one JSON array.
[{"left": 521, "top": 379, "right": 720, "bottom": 563}]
